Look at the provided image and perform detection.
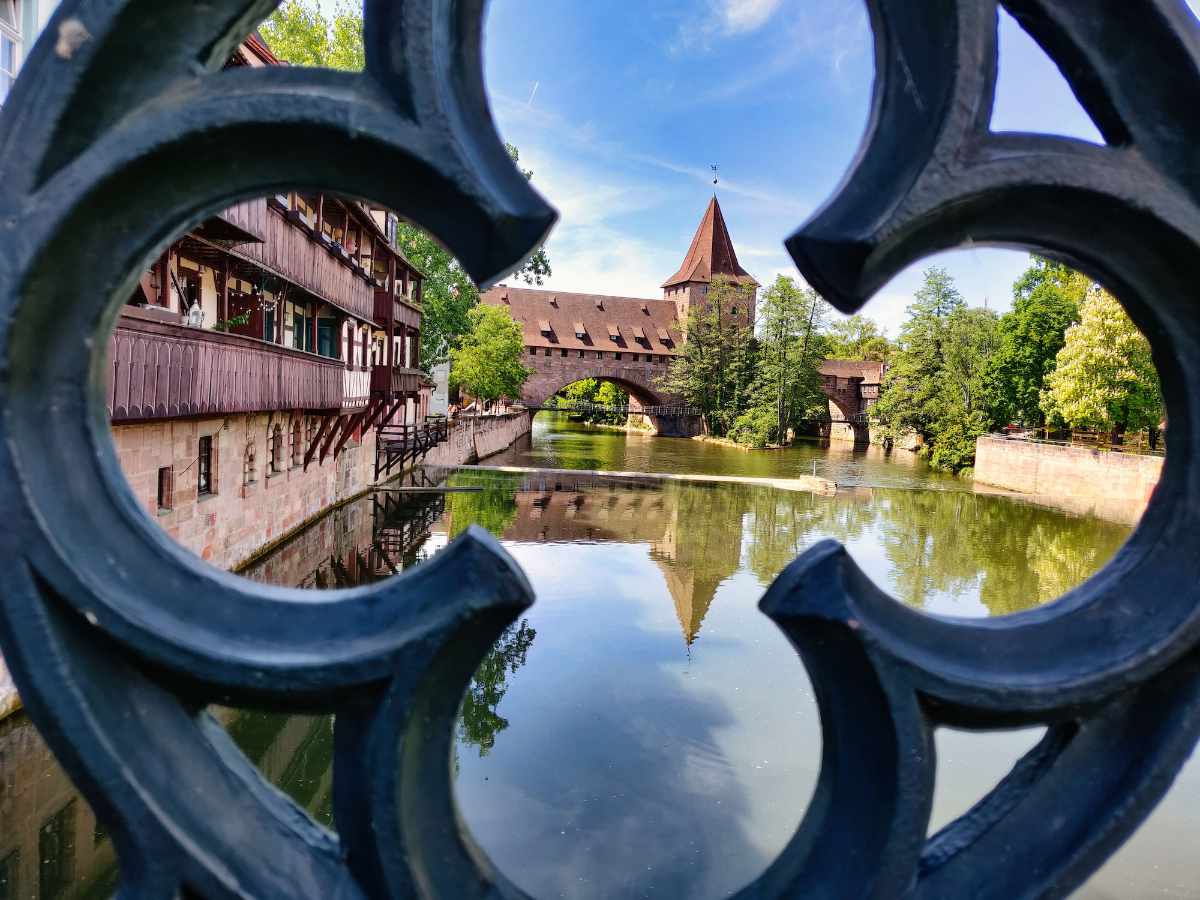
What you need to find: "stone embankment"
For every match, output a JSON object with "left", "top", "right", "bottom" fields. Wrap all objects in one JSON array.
[
  {"left": 424, "top": 413, "right": 532, "bottom": 466},
  {"left": 0, "top": 413, "right": 534, "bottom": 722},
  {"left": 974, "top": 434, "right": 1162, "bottom": 525}
]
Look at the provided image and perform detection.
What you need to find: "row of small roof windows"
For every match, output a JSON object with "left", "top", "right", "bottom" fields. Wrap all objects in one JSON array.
[
  {"left": 533, "top": 320, "right": 672, "bottom": 345},
  {"left": 499, "top": 293, "right": 654, "bottom": 316}
]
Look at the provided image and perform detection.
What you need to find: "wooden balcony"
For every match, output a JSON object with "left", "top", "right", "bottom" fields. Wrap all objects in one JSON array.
[
  {"left": 371, "top": 366, "right": 426, "bottom": 395},
  {"left": 217, "top": 199, "right": 376, "bottom": 322},
  {"left": 373, "top": 289, "right": 422, "bottom": 330},
  {"left": 108, "top": 308, "right": 344, "bottom": 421}
]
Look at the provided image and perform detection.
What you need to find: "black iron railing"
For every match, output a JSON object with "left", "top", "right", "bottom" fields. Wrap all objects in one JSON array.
[{"left": 1, "top": 2, "right": 1199, "bottom": 898}]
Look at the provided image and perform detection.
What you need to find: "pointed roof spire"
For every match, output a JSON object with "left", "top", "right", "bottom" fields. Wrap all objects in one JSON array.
[{"left": 662, "top": 195, "right": 757, "bottom": 288}]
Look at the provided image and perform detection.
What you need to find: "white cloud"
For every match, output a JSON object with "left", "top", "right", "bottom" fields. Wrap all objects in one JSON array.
[
  {"left": 721, "top": 0, "right": 784, "bottom": 34},
  {"left": 502, "top": 147, "right": 674, "bottom": 299},
  {"left": 1189, "top": 0, "right": 1200, "bottom": 19}
]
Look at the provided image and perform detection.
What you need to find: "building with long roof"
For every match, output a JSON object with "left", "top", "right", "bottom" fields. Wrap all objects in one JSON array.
[{"left": 481, "top": 195, "right": 758, "bottom": 410}]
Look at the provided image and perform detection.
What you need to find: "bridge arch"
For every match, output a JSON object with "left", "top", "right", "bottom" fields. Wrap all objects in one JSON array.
[{"left": 533, "top": 374, "right": 666, "bottom": 411}]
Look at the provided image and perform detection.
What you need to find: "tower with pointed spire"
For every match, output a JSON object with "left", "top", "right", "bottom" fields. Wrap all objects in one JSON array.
[{"left": 661, "top": 195, "right": 758, "bottom": 328}]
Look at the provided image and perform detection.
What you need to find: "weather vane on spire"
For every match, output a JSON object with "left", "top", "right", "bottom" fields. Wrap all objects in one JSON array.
[{"left": 711, "top": 164, "right": 719, "bottom": 186}]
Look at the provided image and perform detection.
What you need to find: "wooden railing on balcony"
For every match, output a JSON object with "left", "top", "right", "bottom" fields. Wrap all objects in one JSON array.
[
  {"left": 219, "top": 200, "right": 375, "bottom": 322},
  {"left": 373, "top": 290, "right": 422, "bottom": 330},
  {"left": 371, "top": 366, "right": 426, "bottom": 395},
  {"left": 108, "top": 308, "right": 344, "bottom": 421}
]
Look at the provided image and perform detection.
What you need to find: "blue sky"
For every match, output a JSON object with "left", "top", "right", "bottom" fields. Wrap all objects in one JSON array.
[{"left": 473, "top": 0, "right": 1200, "bottom": 334}]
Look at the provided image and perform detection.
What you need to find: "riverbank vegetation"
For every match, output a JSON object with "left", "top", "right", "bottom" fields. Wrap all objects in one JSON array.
[
  {"left": 662, "top": 275, "right": 830, "bottom": 448},
  {"left": 544, "top": 380, "right": 631, "bottom": 425},
  {"left": 873, "top": 260, "right": 1163, "bottom": 471},
  {"left": 449, "top": 305, "right": 531, "bottom": 405}
]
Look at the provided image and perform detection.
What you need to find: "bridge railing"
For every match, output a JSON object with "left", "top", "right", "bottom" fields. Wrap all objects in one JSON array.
[{"left": 526, "top": 401, "right": 701, "bottom": 417}]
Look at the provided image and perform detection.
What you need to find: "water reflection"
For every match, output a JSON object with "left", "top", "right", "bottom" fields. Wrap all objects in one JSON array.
[{"left": 0, "top": 424, "right": 1170, "bottom": 899}]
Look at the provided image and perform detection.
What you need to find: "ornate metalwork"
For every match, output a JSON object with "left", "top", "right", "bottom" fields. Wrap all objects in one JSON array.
[{"left": 0, "top": 0, "right": 1196, "bottom": 897}]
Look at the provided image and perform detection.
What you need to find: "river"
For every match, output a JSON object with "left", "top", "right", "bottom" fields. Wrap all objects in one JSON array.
[{"left": 0, "top": 413, "right": 1191, "bottom": 899}]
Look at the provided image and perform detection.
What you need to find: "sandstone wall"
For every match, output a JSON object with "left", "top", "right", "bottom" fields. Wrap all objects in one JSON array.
[
  {"left": 974, "top": 435, "right": 1163, "bottom": 525},
  {"left": 424, "top": 413, "right": 532, "bottom": 466},
  {"left": 521, "top": 350, "right": 673, "bottom": 406},
  {"left": 112, "top": 413, "right": 379, "bottom": 571}
]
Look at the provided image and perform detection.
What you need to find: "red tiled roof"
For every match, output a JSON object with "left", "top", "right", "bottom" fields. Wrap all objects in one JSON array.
[
  {"left": 819, "top": 359, "right": 888, "bottom": 384},
  {"left": 663, "top": 195, "right": 758, "bottom": 288},
  {"left": 481, "top": 287, "right": 683, "bottom": 353}
]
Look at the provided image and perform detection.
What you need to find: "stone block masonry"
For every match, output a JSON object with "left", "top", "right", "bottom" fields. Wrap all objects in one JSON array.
[
  {"left": 424, "top": 413, "right": 532, "bottom": 466},
  {"left": 974, "top": 435, "right": 1163, "bottom": 525},
  {"left": 111, "top": 413, "right": 379, "bottom": 572}
]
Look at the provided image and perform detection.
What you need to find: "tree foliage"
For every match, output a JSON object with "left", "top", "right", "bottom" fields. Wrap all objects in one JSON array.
[
  {"left": 550, "top": 379, "right": 630, "bottom": 425},
  {"left": 982, "top": 257, "right": 1084, "bottom": 427},
  {"left": 458, "top": 620, "right": 537, "bottom": 757},
  {"left": 730, "top": 276, "right": 829, "bottom": 447},
  {"left": 449, "top": 305, "right": 530, "bottom": 403},
  {"left": 259, "top": 0, "right": 364, "bottom": 70},
  {"left": 824, "top": 314, "right": 891, "bottom": 362},
  {"left": 659, "top": 276, "right": 757, "bottom": 438},
  {"left": 874, "top": 267, "right": 999, "bottom": 471},
  {"left": 1041, "top": 287, "right": 1162, "bottom": 441},
  {"left": 260, "top": 4, "right": 551, "bottom": 368}
]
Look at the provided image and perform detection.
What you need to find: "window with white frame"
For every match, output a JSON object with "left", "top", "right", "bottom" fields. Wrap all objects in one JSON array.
[{"left": 0, "top": 1, "right": 20, "bottom": 107}]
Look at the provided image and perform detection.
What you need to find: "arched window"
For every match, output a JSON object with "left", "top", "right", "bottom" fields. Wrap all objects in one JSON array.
[
  {"left": 269, "top": 425, "right": 283, "bottom": 474},
  {"left": 290, "top": 420, "right": 302, "bottom": 467},
  {"left": 243, "top": 441, "right": 256, "bottom": 486}
]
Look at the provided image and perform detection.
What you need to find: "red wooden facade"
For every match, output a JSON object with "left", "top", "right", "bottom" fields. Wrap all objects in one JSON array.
[
  {"left": 220, "top": 199, "right": 377, "bottom": 323},
  {"left": 108, "top": 308, "right": 344, "bottom": 421}
]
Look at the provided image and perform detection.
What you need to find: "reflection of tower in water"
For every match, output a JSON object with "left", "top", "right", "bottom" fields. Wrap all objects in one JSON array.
[{"left": 499, "top": 476, "right": 745, "bottom": 649}]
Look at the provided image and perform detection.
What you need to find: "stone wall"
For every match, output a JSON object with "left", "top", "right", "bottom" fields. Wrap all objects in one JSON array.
[
  {"left": 521, "top": 350, "right": 673, "bottom": 407},
  {"left": 0, "top": 412, "right": 530, "bottom": 719},
  {"left": 974, "top": 434, "right": 1163, "bottom": 525},
  {"left": 424, "top": 413, "right": 532, "bottom": 466},
  {"left": 111, "top": 413, "right": 379, "bottom": 571}
]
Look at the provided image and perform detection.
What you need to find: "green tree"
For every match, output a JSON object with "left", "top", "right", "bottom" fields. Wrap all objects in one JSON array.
[
  {"left": 730, "top": 276, "right": 828, "bottom": 447},
  {"left": 551, "top": 378, "right": 629, "bottom": 425},
  {"left": 824, "top": 314, "right": 891, "bottom": 362},
  {"left": 660, "top": 276, "right": 757, "bottom": 438},
  {"left": 260, "top": 0, "right": 364, "bottom": 70},
  {"left": 874, "top": 267, "right": 998, "bottom": 471},
  {"left": 450, "top": 305, "right": 530, "bottom": 403},
  {"left": 982, "top": 257, "right": 1083, "bottom": 427},
  {"left": 261, "top": 5, "right": 550, "bottom": 368},
  {"left": 1041, "top": 287, "right": 1162, "bottom": 444}
]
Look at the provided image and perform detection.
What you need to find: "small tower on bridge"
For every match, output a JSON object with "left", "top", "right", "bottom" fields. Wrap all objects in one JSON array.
[{"left": 661, "top": 195, "right": 759, "bottom": 328}]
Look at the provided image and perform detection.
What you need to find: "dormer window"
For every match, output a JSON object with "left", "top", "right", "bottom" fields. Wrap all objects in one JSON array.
[
  {"left": 641, "top": 304, "right": 650, "bottom": 315},
  {"left": 548, "top": 296, "right": 558, "bottom": 307},
  {"left": 607, "top": 323, "right": 620, "bottom": 341},
  {"left": 574, "top": 321, "right": 587, "bottom": 339},
  {"left": 538, "top": 319, "right": 552, "bottom": 334},
  {"left": 595, "top": 299, "right": 604, "bottom": 310}
]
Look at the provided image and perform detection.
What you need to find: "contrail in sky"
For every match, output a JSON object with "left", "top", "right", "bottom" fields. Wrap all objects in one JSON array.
[{"left": 527, "top": 81, "right": 540, "bottom": 106}]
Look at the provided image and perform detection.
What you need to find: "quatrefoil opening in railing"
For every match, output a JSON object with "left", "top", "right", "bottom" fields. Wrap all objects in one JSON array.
[{"left": 1, "top": 1, "right": 1199, "bottom": 899}]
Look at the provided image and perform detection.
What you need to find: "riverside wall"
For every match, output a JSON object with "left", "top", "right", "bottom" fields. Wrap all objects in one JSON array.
[
  {"left": 424, "top": 412, "right": 532, "bottom": 466},
  {"left": 974, "top": 434, "right": 1163, "bottom": 525},
  {"left": 0, "top": 412, "right": 532, "bottom": 721}
]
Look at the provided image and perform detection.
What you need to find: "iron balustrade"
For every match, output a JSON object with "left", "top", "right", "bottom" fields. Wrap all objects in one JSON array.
[
  {"left": 1, "top": 1, "right": 1199, "bottom": 898},
  {"left": 527, "top": 401, "right": 702, "bottom": 417},
  {"left": 375, "top": 419, "right": 451, "bottom": 480}
]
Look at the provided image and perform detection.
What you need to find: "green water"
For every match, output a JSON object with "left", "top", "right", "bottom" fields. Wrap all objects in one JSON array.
[{"left": 3, "top": 415, "right": 1191, "bottom": 899}]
